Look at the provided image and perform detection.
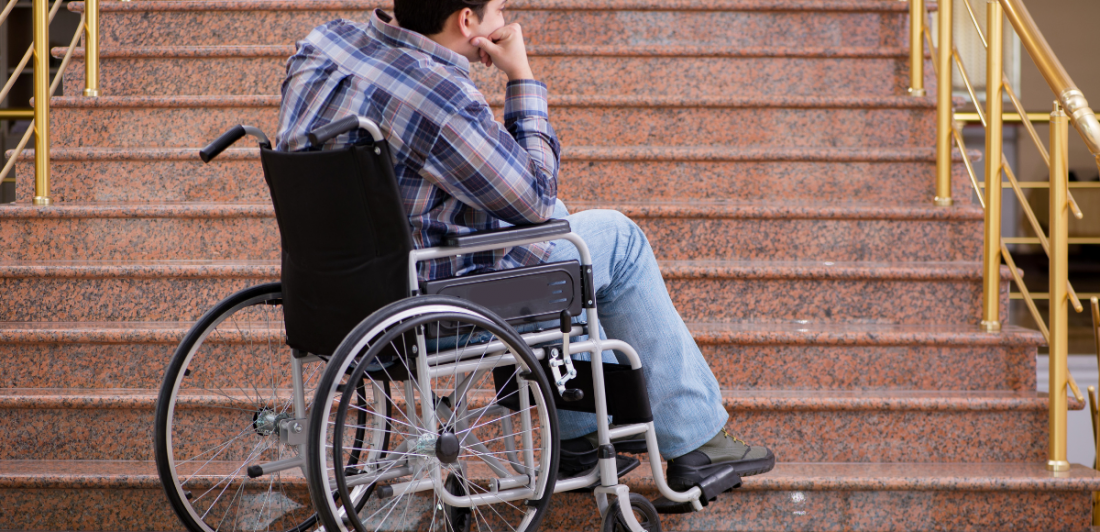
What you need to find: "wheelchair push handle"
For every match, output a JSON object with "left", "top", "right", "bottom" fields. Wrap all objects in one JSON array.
[
  {"left": 307, "top": 115, "right": 386, "bottom": 147},
  {"left": 199, "top": 124, "right": 271, "bottom": 163}
]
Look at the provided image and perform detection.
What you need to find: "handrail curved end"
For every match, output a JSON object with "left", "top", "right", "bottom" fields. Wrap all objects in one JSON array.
[{"left": 1059, "top": 90, "right": 1100, "bottom": 174}]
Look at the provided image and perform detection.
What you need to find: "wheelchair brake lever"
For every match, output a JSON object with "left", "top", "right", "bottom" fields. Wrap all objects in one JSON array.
[{"left": 550, "top": 310, "right": 582, "bottom": 401}]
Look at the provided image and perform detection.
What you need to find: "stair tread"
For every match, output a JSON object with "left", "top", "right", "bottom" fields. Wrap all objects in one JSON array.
[
  {"left": 572, "top": 199, "right": 984, "bottom": 220},
  {"left": 71, "top": 0, "right": 917, "bottom": 14},
  {"left": 0, "top": 258, "right": 996, "bottom": 277},
  {"left": 0, "top": 320, "right": 1042, "bottom": 345},
  {"left": 3, "top": 460, "right": 1097, "bottom": 491},
  {"left": 59, "top": 44, "right": 915, "bottom": 59},
  {"left": 0, "top": 387, "right": 1066, "bottom": 410},
  {"left": 10, "top": 145, "right": 976, "bottom": 163},
  {"left": 689, "top": 321, "right": 1044, "bottom": 345},
  {"left": 0, "top": 199, "right": 983, "bottom": 220},
  {"left": 47, "top": 94, "right": 938, "bottom": 108}
]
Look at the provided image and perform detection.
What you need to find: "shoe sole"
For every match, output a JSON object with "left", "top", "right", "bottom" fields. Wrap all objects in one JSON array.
[{"left": 665, "top": 449, "right": 775, "bottom": 491}]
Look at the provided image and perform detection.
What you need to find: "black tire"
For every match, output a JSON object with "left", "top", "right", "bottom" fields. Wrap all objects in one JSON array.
[
  {"left": 154, "top": 283, "right": 382, "bottom": 532},
  {"left": 306, "top": 295, "right": 560, "bottom": 532},
  {"left": 601, "top": 493, "right": 662, "bottom": 532}
]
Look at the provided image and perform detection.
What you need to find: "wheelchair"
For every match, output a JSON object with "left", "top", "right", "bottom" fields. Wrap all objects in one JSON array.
[{"left": 153, "top": 116, "right": 741, "bottom": 532}]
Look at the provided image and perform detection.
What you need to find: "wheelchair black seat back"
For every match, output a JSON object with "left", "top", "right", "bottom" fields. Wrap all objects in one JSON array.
[
  {"left": 260, "top": 135, "right": 412, "bottom": 357},
  {"left": 255, "top": 117, "right": 583, "bottom": 357}
]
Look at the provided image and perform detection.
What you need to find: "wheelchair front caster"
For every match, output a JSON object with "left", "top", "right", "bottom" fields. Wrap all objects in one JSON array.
[{"left": 601, "top": 493, "right": 662, "bottom": 532}]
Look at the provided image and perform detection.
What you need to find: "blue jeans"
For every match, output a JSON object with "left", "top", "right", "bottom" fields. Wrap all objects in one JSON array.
[{"left": 543, "top": 200, "right": 727, "bottom": 459}]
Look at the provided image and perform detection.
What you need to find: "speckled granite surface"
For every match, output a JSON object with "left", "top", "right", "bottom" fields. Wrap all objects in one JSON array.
[
  {"left": 0, "top": 460, "right": 1095, "bottom": 531},
  {"left": 0, "top": 199, "right": 984, "bottom": 261},
  {"left": 47, "top": 95, "right": 939, "bottom": 148},
  {"left": 0, "top": 258, "right": 1001, "bottom": 322},
  {"left": 13, "top": 146, "right": 977, "bottom": 204},
  {"left": 63, "top": 53, "right": 922, "bottom": 97},
  {"left": 0, "top": 388, "right": 1055, "bottom": 462},
  {"left": 0, "top": 322, "right": 1037, "bottom": 391},
  {"left": 90, "top": 5, "right": 907, "bottom": 49},
  {"left": 0, "top": 261, "right": 278, "bottom": 321}
]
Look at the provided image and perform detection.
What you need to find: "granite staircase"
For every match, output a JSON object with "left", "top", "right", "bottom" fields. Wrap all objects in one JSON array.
[{"left": 3, "top": 0, "right": 1100, "bottom": 530}]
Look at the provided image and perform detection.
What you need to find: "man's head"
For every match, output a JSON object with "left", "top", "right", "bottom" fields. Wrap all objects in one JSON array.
[{"left": 393, "top": 0, "right": 509, "bottom": 63}]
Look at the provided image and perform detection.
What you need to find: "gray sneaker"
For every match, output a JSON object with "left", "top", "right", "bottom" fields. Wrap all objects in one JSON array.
[{"left": 666, "top": 429, "right": 775, "bottom": 492}]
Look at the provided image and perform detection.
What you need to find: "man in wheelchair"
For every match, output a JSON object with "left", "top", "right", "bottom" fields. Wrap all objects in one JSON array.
[{"left": 276, "top": 0, "right": 774, "bottom": 498}]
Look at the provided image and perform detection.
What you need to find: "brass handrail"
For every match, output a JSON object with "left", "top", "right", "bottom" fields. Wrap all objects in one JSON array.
[
  {"left": 1001, "top": 0, "right": 1100, "bottom": 173},
  {"left": 919, "top": 0, "right": 1091, "bottom": 472},
  {"left": 0, "top": 0, "right": 101, "bottom": 204},
  {"left": 0, "top": 10, "right": 83, "bottom": 189}
]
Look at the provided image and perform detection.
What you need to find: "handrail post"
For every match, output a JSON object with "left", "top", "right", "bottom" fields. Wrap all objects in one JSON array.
[
  {"left": 935, "top": 0, "right": 954, "bottom": 206},
  {"left": 83, "top": 0, "right": 99, "bottom": 97},
  {"left": 909, "top": 0, "right": 926, "bottom": 96},
  {"left": 1047, "top": 101, "right": 1070, "bottom": 473},
  {"left": 32, "top": 0, "right": 50, "bottom": 206},
  {"left": 981, "top": 0, "right": 1004, "bottom": 332}
]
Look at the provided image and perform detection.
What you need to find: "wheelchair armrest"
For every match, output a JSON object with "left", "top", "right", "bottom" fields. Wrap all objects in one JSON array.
[{"left": 444, "top": 219, "right": 571, "bottom": 248}]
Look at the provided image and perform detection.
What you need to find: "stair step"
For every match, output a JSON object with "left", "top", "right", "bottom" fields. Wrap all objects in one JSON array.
[
  {"left": 0, "top": 200, "right": 982, "bottom": 262},
  {"left": 61, "top": 47, "right": 926, "bottom": 97},
  {"left": 661, "top": 260, "right": 1009, "bottom": 324},
  {"left": 574, "top": 200, "right": 984, "bottom": 262},
  {"left": 1, "top": 459, "right": 1095, "bottom": 532},
  {"left": 0, "top": 259, "right": 1002, "bottom": 322},
  {"left": 565, "top": 461, "right": 1099, "bottom": 532},
  {"left": 82, "top": 0, "right": 911, "bottom": 49},
  {"left": 0, "top": 321, "right": 1040, "bottom": 392},
  {"left": 10, "top": 148, "right": 272, "bottom": 204},
  {"left": 0, "top": 202, "right": 279, "bottom": 261},
  {"left": 10, "top": 146, "right": 979, "bottom": 205},
  {"left": 0, "top": 388, "right": 1062, "bottom": 462},
  {"left": 0, "top": 260, "right": 277, "bottom": 322},
  {"left": 694, "top": 322, "right": 1041, "bottom": 391},
  {"left": 47, "top": 95, "right": 938, "bottom": 149}
]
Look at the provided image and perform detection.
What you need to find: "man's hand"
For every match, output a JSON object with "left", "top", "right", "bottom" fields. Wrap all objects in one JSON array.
[{"left": 472, "top": 24, "right": 534, "bottom": 81}]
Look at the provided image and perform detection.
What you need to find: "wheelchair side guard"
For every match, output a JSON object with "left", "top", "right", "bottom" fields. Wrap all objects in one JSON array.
[
  {"left": 420, "top": 261, "right": 583, "bottom": 328},
  {"left": 492, "top": 356, "right": 653, "bottom": 424}
]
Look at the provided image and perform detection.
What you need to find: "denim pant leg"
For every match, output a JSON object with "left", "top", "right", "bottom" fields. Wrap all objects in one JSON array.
[{"left": 546, "top": 201, "right": 728, "bottom": 459}]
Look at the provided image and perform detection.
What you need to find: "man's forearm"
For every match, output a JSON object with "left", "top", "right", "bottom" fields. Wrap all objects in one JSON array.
[{"left": 503, "top": 79, "right": 560, "bottom": 183}]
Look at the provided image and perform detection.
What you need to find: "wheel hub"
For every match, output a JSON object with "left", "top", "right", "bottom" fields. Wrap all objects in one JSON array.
[{"left": 252, "top": 408, "right": 291, "bottom": 436}]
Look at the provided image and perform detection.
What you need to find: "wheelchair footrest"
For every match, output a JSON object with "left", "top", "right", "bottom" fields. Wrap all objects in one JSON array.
[{"left": 651, "top": 465, "right": 742, "bottom": 514}]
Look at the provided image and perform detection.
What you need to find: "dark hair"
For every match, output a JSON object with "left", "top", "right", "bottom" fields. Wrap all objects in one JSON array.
[{"left": 393, "top": 0, "right": 492, "bottom": 36}]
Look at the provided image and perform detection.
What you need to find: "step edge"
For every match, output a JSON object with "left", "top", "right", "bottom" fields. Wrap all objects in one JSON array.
[
  {"left": 56, "top": 44, "right": 915, "bottom": 59},
  {"left": 0, "top": 322, "right": 1044, "bottom": 346},
  {"left": 0, "top": 388, "right": 1065, "bottom": 411},
  {"left": 10, "top": 146, "right": 964, "bottom": 163},
  {"left": 3, "top": 460, "right": 1097, "bottom": 492},
  {"left": 70, "top": 0, "right": 916, "bottom": 14},
  {"left": 0, "top": 201, "right": 984, "bottom": 221},
  {"left": 46, "top": 94, "right": 938, "bottom": 109}
]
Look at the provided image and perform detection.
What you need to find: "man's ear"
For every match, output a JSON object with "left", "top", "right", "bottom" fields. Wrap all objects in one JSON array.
[{"left": 455, "top": 7, "right": 476, "bottom": 38}]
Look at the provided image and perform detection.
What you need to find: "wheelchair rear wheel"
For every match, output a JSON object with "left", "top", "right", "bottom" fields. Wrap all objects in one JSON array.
[
  {"left": 307, "top": 295, "right": 560, "bottom": 532},
  {"left": 154, "top": 283, "right": 384, "bottom": 532}
]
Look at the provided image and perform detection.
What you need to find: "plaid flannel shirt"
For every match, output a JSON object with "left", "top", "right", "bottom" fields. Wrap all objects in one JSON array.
[{"left": 276, "top": 10, "right": 561, "bottom": 281}]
